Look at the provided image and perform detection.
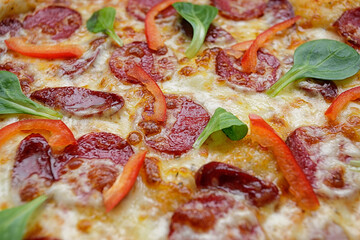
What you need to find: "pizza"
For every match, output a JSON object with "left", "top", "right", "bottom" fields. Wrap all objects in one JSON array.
[{"left": 1, "top": 0, "right": 360, "bottom": 239}]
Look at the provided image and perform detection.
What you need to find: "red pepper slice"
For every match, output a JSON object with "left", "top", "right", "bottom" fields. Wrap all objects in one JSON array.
[
  {"left": 241, "top": 16, "right": 300, "bottom": 73},
  {"left": 5, "top": 37, "right": 83, "bottom": 59},
  {"left": 127, "top": 65, "right": 167, "bottom": 122},
  {"left": 231, "top": 40, "right": 254, "bottom": 51},
  {"left": 0, "top": 119, "right": 76, "bottom": 152},
  {"left": 145, "top": 0, "right": 179, "bottom": 50},
  {"left": 103, "top": 150, "right": 147, "bottom": 212},
  {"left": 249, "top": 114, "right": 319, "bottom": 210},
  {"left": 325, "top": 86, "right": 360, "bottom": 121}
]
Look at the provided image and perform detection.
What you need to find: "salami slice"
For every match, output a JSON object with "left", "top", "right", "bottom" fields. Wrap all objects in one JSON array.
[
  {"left": 286, "top": 126, "right": 360, "bottom": 198},
  {"left": 12, "top": 134, "right": 55, "bottom": 201},
  {"left": 334, "top": 7, "right": 360, "bottom": 47},
  {"left": 59, "top": 38, "right": 106, "bottom": 77},
  {"left": 30, "top": 87, "right": 124, "bottom": 117},
  {"left": 216, "top": 49, "right": 281, "bottom": 92},
  {"left": 195, "top": 162, "right": 279, "bottom": 207},
  {"left": 0, "top": 18, "right": 22, "bottom": 36},
  {"left": 298, "top": 80, "right": 338, "bottom": 102},
  {"left": 141, "top": 95, "right": 210, "bottom": 156},
  {"left": 0, "top": 62, "right": 34, "bottom": 94},
  {"left": 23, "top": 6, "right": 82, "bottom": 40},
  {"left": 109, "top": 41, "right": 177, "bottom": 84},
  {"left": 265, "top": 0, "right": 295, "bottom": 24},
  {"left": 126, "top": 0, "right": 176, "bottom": 21},
  {"left": 169, "top": 192, "right": 266, "bottom": 240},
  {"left": 212, "top": 0, "right": 268, "bottom": 20}
]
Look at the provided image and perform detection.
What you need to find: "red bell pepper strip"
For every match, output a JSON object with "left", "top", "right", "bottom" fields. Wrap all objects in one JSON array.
[
  {"left": 241, "top": 16, "right": 301, "bottom": 73},
  {"left": 325, "top": 86, "right": 360, "bottom": 121},
  {"left": 103, "top": 150, "right": 147, "bottom": 212},
  {"left": 0, "top": 119, "right": 76, "bottom": 153},
  {"left": 249, "top": 114, "right": 319, "bottom": 210},
  {"left": 5, "top": 37, "right": 83, "bottom": 59},
  {"left": 127, "top": 65, "right": 167, "bottom": 122},
  {"left": 145, "top": 0, "right": 179, "bottom": 50},
  {"left": 231, "top": 40, "right": 254, "bottom": 51}
]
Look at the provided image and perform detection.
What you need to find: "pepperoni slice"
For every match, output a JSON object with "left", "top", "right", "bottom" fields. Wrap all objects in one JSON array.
[
  {"left": 298, "top": 80, "right": 338, "bottom": 102},
  {"left": 12, "top": 134, "right": 55, "bottom": 201},
  {"left": 265, "top": 0, "right": 294, "bottom": 24},
  {"left": 30, "top": 87, "right": 124, "bottom": 117},
  {"left": 126, "top": 0, "right": 176, "bottom": 21},
  {"left": 195, "top": 162, "right": 279, "bottom": 207},
  {"left": 23, "top": 6, "right": 82, "bottom": 40},
  {"left": 60, "top": 132, "right": 134, "bottom": 168},
  {"left": 59, "top": 38, "right": 106, "bottom": 77},
  {"left": 181, "top": 20, "right": 235, "bottom": 45},
  {"left": 212, "top": 0, "right": 268, "bottom": 20},
  {"left": 0, "top": 62, "right": 34, "bottom": 94},
  {"left": 216, "top": 49, "right": 281, "bottom": 92},
  {"left": 0, "top": 18, "right": 22, "bottom": 36},
  {"left": 334, "top": 7, "right": 360, "bottom": 47},
  {"left": 286, "top": 126, "right": 360, "bottom": 198},
  {"left": 169, "top": 192, "right": 266, "bottom": 240},
  {"left": 109, "top": 41, "right": 177, "bottom": 84},
  {"left": 141, "top": 95, "right": 210, "bottom": 156}
]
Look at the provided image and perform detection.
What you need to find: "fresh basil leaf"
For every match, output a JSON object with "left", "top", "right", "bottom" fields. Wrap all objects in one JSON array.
[
  {"left": 193, "top": 107, "right": 248, "bottom": 149},
  {"left": 86, "top": 7, "right": 123, "bottom": 47},
  {"left": 267, "top": 39, "right": 360, "bottom": 97},
  {"left": 0, "top": 195, "right": 47, "bottom": 240},
  {"left": 173, "top": 2, "right": 218, "bottom": 58},
  {"left": 0, "top": 71, "right": 62, "bottom": 119}
]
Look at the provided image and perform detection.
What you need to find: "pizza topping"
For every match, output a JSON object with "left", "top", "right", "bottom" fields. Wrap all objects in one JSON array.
[
  {"left": 12, "top": 134, "right": 55, "bottom": 201},
  {"left": 193, "top": 107, "right": 248, "bottom": 149},
  {"left": 0, "top": 71, "right": 62, "bottom": 119},
  {"left": 30, "top": 87, "right": 124, "bottom": 117},
  {"left": 60, "top": 132, "right": 133, "bottom": 166},
  {"left": 5, "top": 37, "right": 84, "bottom": 59},
  {"left": 0, "top": 18, "right": 22, "bottom": 36},
  {"left": 109, "top": 41, "right": 176, "bottom": 84},
  {"left": 169, "top": 192, "right": 266, "bottom": 240},
  {"left": 298, "top": 80, "right": 338, "bottom": 102},
  {"left": 216, "top": 49, "right": 281, "bottom": 92},
  {"left": 127, "top": 0, "right": 176, "bottom": 21},
  {"left": 286, "top": 126, "right": 360, "bottom": 198},
  {"left": 172, "top": 2, "right": 218, "bottom": 58},
  {"left": 59, "top": 37, "right": 106, "bottom": 77},
  {"left": 325, "top": 86, "right": 360, "bottom": 121},
  {"left": 265, "top": 0, "right": 294, "bottom": 24},
  {"left": 143, "top": 95, "right": 210, "bottom": 156},
  {"left": 103, "top": 150, "right": 147, "bottom": 212},
  {"left": 212, "top": 0, "right": 267, "bottom": 20},
  {"left": 0, "top": 119, "right": 76, "bottom": 153},
  {"left": 23, "top": 6, "right": 81, "bottom": 40},
  {"left": 0, "top": 62, "right": 34, "bottom": 94},
  {"left": 249, "top": 114, "right": 319, "bottom": 210},
  {"left": 181, "top": 20, "right": 235, "bottom": 45},
  {"left": 267, "top": 39, "right": 360, "bottom": 97},
  {"left": 127, "top": 65, "right": 167, "bottom": 122},
  {"left": 333, "top": 7, "right": 360, "bottom": 47},
  {"left": 195, "top": 162, "right": 279, "bottom": 207},
  {"left": 86, "top": 7, "right": 123, "bottom": 47},
  {"left": 0, "top": 196, "right": 47, "bottom": 240},
  {"left": 241, "top": 16, "right": 300, "bottom": 73},
  {"left": 145, "top": 0, "right": 179, "bottom": 51}
]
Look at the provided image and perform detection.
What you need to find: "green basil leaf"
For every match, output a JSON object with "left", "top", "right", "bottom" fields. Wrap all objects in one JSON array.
[
  {"left": 0, "top": 71, "right": 62, "bottom": 119},
  {"left": 267, "top": 39, "right": 360, "bottom": 97},
  {"left": 172, "top": 2, "right": 218, "bottom": 58},
  {"left": 86, "top": 7, "right": 123, "bottom": 47},
  {"left": 193, "top": 107, "right": 248, "bottom": 149},
  {"left": 0, "top": 195, "right": 47, "bottom": 240}
]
